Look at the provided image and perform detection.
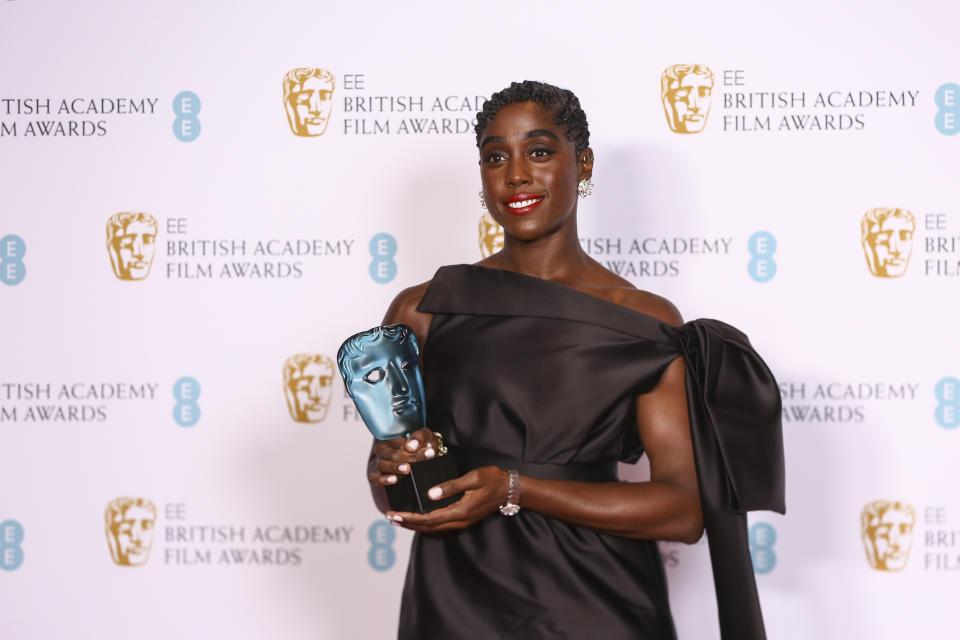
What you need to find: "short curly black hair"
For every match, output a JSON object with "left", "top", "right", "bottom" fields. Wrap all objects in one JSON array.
[{"left": 475, "top": 80, "right": 590, "bottom": 156}]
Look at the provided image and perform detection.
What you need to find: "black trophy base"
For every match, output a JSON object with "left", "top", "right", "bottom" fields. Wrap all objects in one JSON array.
[{"left": 385, "top": 454, "right": 459, "bottom": 513}]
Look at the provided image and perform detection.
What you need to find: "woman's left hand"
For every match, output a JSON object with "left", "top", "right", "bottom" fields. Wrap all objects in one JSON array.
[{"left": 385, "top": 466, "right": 509, "bottom": 533}]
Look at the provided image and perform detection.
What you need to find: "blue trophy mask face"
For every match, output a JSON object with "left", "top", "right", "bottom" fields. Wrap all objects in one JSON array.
[{"left": 339, "top": 327, "right": 427, "bottom": 440}]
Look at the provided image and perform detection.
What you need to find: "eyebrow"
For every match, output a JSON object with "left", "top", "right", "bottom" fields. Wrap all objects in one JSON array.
[
  {"left": 479, "top": 128, "right": 562, "bottom": 149},
  {"left": 524, "top": 129, "right": 561, "bottom": 142}
]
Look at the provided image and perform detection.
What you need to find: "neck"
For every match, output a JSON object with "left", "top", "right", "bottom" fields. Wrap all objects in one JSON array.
[{"left": 494, "top": 216, "right": 589, "bottom": 282}]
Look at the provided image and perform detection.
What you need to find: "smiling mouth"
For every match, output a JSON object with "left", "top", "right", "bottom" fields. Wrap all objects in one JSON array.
[{"left": 504, "top": 195, "right": 544, "bottom": 215}]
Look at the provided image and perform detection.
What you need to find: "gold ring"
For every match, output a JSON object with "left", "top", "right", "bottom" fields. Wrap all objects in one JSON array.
[{"left": 433, "top": 431, "right": 448, "bottom": 456}]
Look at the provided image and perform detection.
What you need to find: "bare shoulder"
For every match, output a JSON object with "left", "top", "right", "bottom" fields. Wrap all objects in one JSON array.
[
  {"left": 382, "top": 280, "right": 433, "bottom": 344},
  {"left": 609, "top": 286, "right": 683, "bottom": 327},
  {"left": 582, "top": 263, "right": 683, "bottom": 327}
]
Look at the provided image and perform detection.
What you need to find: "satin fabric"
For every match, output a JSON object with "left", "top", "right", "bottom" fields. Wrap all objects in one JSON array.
[{"left": 399, "top": 264, "right": 784, "bottom": 640}]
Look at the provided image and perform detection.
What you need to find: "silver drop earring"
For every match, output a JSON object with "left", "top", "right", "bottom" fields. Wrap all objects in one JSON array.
[{"left": 479, "top": 190, "right": 487, "bottom": 209}]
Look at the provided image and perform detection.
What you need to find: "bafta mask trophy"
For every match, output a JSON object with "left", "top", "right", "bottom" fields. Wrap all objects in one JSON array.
[{"left": 338, "top": 324, "right": 458, "bottom": 513}]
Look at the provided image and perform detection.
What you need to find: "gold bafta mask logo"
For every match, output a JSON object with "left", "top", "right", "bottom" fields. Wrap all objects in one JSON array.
[
  {"left": 861, "top": 500, "right": 915, "bottom": 571},
  {"left": 284, "top": 354, "right": 335, "bottom": 422},
  {"left": 661, "top": 64, "right": 715, "bottom": 134},
  {"left": 105, "top": 497, "right": 156, "bottom": 567},
  {"left": 283, "top": 68, "right": 335, "bottom": 137},
  {"left": 478, "top": 212, "right": 504, "bottom": 258},
  {"left": 106, "top": 212, "right": 158, "bottom": 280},
  {"left": 861, "top": 208, "right": 915, "bottom": 278}
]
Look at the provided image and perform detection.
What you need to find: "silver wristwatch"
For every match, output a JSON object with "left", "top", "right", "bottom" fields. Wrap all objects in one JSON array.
[{"left": 499, "top": 470, "right": 520, "bottom": 516}]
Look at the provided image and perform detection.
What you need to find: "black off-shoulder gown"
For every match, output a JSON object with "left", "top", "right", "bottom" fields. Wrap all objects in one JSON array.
[{"left": 398, "top": 265, "right": 784, "bottom": 640}]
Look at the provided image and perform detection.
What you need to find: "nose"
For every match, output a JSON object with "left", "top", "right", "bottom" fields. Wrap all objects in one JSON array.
[
  {"left": 130, "top": 523, "right": 143, "bottom": 543},
  {"left": 309, "top": 91, "right": 322, "bottom": 114},
  {"left": 308, "top": 378, "right": 321, "bottom": 399},
  {"left": 387, "top": 361, "right": 409, "bottom": 396},
  {"left": 688, "top": 90, "right": 701, "bottom": 111},
  {"left": 131, "top": 235, "right": 144, "bottom": 258},
  {"left": 506, "top": 156, "right": 531, "bottom": 188}
]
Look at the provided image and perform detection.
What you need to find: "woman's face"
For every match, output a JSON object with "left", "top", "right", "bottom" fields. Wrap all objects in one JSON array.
[{"left": 478, "top": 101, "right": 590, "bottom": 244}]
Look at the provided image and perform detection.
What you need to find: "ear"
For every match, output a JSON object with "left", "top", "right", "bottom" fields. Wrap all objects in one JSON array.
[{"left": 578, "top": 148, "right": 594, "bottom": 180}]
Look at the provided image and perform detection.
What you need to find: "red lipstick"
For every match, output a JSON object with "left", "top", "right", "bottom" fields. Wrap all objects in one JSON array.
[{"left": 503, "top": 193, "right": 545, "bottom": 216}]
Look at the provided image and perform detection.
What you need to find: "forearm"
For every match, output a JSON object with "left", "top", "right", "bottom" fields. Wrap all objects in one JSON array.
[
  {"left": 367, "top": 446, "right": 390, "bottom": 515},
  {"left": 520, "top": 475, "right": 703, "bottom": 543}
]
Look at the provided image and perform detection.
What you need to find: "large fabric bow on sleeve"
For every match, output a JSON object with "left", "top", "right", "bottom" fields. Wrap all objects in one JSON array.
[{"left": 677, "top": 319, "right": 785, "bottom": 640}]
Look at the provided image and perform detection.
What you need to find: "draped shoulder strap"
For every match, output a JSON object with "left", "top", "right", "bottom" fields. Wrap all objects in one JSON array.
[
  {"left": 678, "top": 318, "right": 785, "bottom": 513},
  {"left": 678, "top": 318, "right": 785, "bottom": 640}
]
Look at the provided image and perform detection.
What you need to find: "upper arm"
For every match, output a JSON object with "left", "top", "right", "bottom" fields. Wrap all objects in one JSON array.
[
  {"left": 382, "top": 281, "right": 433, "bottom": 348},
  {"left": 635, "top": 357, "right": 695, "bottom": 487},
  {"left": 621, "top": 290, "right": 696, "bottom": 489}
]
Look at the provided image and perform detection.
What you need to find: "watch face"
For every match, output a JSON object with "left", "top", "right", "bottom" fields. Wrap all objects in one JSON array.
[{"left": 499, "top": 504, "right": 521, "bottom": 517}]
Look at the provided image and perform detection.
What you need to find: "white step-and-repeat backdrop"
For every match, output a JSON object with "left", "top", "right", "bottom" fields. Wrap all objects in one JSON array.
[{"left": 2, "top": 1, "right": 958, "bottom": 638}]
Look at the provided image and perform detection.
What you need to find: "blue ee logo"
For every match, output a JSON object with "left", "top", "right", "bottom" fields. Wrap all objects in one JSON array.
[
  {"left": 1, "top": 234, "right": 26, "bottom": 286},
  {"left": 749, "top": 522, "right": 777, "bottom": 574},
  {"left": 173, "top": 91, "right": 201, "bottom": 142},
  {"left": 748, "top": 231, "right": 777, "bottom": 283},
  {"left": 1, "top": 519, "right": 24, "bottom": 571},
  {"left": 935, "top": 377, "right": 960, "bottom": 429},
  {"left": 369, "top": 233, "right": 397, "bottom": 284},
  {"left": 173, "top": 376, "right": 201, "bottom": 427},
  {"left": 367, "top": 520, "right": 396, "bottom": 571},
  {"left": 935, "top": 83, "right": 960, "bottom": 136}
]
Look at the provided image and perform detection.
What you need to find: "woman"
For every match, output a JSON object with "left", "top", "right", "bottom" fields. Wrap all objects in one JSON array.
[{"left": 367, "top": 81, "right": 784, "bottom": 639}]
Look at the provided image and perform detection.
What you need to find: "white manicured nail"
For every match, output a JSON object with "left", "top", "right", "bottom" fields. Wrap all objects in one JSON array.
[
  {"left": 424, "top": 447, "right": 435, "bottom": 459},
  {"left": 428, "top": 487, "right": 443, "bottom": 500},
  {"left": 385, "top": 475, "right": 397, "bottom": 484},
  {"left": 405, "top": 439, "right": 420, "bottom": 451},
  {"left": 398, "top": 464, "right": 410, "bottom": 473},
  {"left": 391, "top": 514, "right": 404, "bottom": 523}
]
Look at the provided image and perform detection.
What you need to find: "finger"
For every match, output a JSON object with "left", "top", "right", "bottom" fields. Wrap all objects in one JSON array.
[
  {"left": 376, "top": 445, "right": 417, "bottom": 464},
  {"left": 402, "top": 494, "right": 478, "bottom": 526},
  {"left": 384, "top": 511, "right": 416, "bottom": 526},
  {"left": 374, "top": 439, "right": 410, "bottom": 457},
  {"left": 390, "top": 507, "right": 458, "bottom": 529},
  {"left": 410, "top": 443, "right": 436, "bottom": 462},
  {"left": 377, "top": 459, "right": 412, "bottom": 475},
  {"left": 404, "top": 427, "right": 434, "bottom": 452},
  {"left": 402, "top": 519, "right": 471, "bottom": 533},
  {"left": 374, "top": 437, "right": 406, "bottom": 452},
  {"left": 399, "top": 505, "right": 474, "bottom": 532},
  {"left": 370, "top": 472, "right": 400, "bottom": 487},
  {"left": 426, "top": 470, "right": 479, "bottom": 500}
]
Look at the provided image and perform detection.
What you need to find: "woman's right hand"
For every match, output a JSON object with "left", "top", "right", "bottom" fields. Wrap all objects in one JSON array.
[{"left": 368, "top": 427, "right": 439, "bottom": 487}]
